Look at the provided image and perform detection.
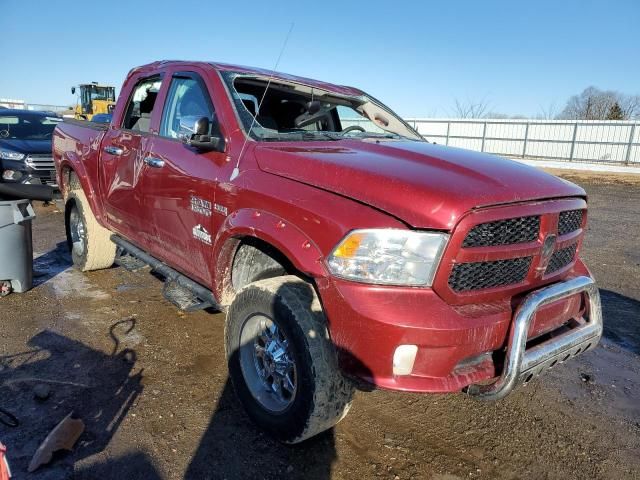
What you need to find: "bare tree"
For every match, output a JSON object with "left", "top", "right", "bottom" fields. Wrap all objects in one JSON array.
[
  {"left": 558, "top": 87, "right": 640, "bottom": 120},
  {"left": 452, "top": 97, "right": 490, "bottom": 118},
  {"left": 537, "top": 101, "right": 559, "bottom": 120},
  {"left": 484, "top": 111, "right": 527, "bottom": 119},
  {"left": 619, "top": 94, "right": 640, "bottom": 119}
]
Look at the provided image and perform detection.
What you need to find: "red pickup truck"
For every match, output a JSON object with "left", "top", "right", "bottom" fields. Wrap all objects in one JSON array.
[{"left": 53, "top": 61, "right": 602, "bottom": 443}]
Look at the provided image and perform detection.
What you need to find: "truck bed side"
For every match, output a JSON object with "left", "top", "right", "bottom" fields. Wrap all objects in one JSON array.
[{"left": 53, "top": 119, "right": 108, "bottom": 224}]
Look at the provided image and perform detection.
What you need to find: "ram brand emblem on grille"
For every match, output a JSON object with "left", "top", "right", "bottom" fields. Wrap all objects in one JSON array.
[
  {"left": 535, "top": 233, "right": 557, "bottom": 277},
  {"left": 542, "top": 234, "right": 556, "bottom": 259}
]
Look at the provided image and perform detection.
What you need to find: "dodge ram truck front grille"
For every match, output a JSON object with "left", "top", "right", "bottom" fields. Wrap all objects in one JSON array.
[
  {"left": 448, "top": 256, "right": 533, "bottom": 292},
  {"left": 545, "top": 242, "right": 578, "bottom": 274},
  {"left": 434, "top": 198, "right": 587, "bottom": 304},
  {"left": 462, "top": 215, "right": 540, "bottom": 247},
  {"left": 558, "top": 209, "right": 583, "bottom": 236}
]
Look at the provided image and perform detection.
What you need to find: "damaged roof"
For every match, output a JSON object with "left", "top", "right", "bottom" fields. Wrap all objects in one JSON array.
[{"left": 129, "top": 60, "right": 364, "bottom": 97}]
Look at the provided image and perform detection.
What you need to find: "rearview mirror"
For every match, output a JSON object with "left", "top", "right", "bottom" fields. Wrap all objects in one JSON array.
[{"left": 306, "top": 100, "right": 321, "bottom": 115}]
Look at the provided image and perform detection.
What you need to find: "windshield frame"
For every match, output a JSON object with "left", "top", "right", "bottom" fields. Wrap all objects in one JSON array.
[{"left": 218, "top": 70, "right": 424, "bottom": 143}]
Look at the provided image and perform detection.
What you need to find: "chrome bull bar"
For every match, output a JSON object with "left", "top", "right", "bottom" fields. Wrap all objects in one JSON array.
[{"left": 466, "top": 276, "right": 602, "bottom": 401}]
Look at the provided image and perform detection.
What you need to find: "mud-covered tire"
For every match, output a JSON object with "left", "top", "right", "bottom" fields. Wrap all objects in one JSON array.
[
  {"left": 231, "top": 243, "right": 287, "bottom": 291},
  {"left": 225, "top": 275, "right": 355, "bottom": 444},
  {"left": 65, "top": 190, "right": 116, "bottom": 272}
]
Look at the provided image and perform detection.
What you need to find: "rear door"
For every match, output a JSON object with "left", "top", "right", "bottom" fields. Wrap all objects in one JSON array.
[
  {"left": 139, "top": 70, "right": 227, "bottom": 285},
  {"left": 101, "top": 75, "right": 163, "bottom": 247}
]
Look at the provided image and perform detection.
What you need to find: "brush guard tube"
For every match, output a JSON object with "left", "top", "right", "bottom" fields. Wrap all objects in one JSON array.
[{"left": 466, "top": 276, "right": 602, "bottom": 401}]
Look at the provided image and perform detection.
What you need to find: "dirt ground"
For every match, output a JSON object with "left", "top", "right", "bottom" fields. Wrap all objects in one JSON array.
[{"left": 1, "top": 171, "right": 639, "bottom": 479}]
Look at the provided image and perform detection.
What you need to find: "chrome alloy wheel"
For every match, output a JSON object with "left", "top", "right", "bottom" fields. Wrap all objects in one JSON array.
[
  {"left": 69, "top": 206, "right": 86, "bottom": 257},
  {"left": 239, "top": 314, "right": 297, "bottom": 412}
]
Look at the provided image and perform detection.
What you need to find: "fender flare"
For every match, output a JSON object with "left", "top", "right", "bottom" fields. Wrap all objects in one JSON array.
[
  {"left": 211, "top": 208, "right": 328, "bottom": 302},
  {"left": 58, "top": 154, "right": 107, "bottom": 226}
]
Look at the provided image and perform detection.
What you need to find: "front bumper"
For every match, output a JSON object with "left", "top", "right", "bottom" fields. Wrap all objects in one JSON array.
[
  {"left": 466, "top": 275, "right": 602, "bottom": 400},
  {"left": 1, "top": 159, "right": 57, "bottom": 186},
  {"left": 318, "top": 262, "right": 601, "bottom": 395}
]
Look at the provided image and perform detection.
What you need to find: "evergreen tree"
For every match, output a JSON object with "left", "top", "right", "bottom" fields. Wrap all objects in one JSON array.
[{"left": 606, "top": 102, "right": 625, "bottom": 120}]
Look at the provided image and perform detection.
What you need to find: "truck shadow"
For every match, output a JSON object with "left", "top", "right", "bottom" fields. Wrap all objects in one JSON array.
[
  {"left": 185, "top": 380, "right": 337, "bottom": 480},
  {"left": 0, "top": 325, "right": 145, "bottom": 478},
  {"left": 32, "top": 241, "right": 70, "bottom": 286},
  {"left": 75, "top": 451, "right": 163, "bottom": 479},
  {"left": 599, "top": 288, "right": 640, "bottom": 354},
  {"left": 185, "top": 279, "right": 373, "bottom": 480}
]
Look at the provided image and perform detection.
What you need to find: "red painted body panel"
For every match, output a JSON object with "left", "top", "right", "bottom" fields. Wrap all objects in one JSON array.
[
  {"left": 53, "top": 60, "right": 595, "bottom": 394},
  {"left": 255, "top": 141, "right": 585, "bottom": 230}
]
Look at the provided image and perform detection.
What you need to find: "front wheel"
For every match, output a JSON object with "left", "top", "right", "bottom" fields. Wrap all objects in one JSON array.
[{"left": 225, "top": 275, "right": 355, "bottom": 444}]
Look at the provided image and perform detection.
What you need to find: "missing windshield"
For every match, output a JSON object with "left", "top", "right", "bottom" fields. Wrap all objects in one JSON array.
[{"left": 219, "top": 71, "right": 423, "bottom": 142}]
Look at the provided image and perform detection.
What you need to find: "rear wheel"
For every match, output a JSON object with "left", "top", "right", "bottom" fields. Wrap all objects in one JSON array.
[
  {"left": 65, "top": 190, "right": 116, "bottom": 271},
  {"left": 225, "top": 275, "right": 354, "bottom": 443}
]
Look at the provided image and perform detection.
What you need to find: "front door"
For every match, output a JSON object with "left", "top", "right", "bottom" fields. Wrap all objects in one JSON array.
[
  {"left": 101, "top": 76, "right": 163, "bottom": 249},
  {"left": 140, "top": 71, "right": 226, "bottom": 285}
]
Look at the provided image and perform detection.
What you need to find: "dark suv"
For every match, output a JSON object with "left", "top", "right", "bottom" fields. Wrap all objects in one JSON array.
[{"left": 0, "top": 109, "right": 62, "bottom": 186}]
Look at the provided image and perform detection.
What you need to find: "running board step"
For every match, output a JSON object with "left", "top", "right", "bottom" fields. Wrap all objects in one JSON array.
[
  {"left": 110, "top": 235, "right": 220, "bottom": 312},
  {"left": 114, "top": 252, "right": 148, "bottom": 272},
  {"left": 163, "top": 280, "right": 214, "bottom": 312}
]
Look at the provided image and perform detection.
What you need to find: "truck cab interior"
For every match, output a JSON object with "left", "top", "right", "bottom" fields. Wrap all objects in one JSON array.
[{"left": 224, "top": 74, "right": 422, "bottom": 141}]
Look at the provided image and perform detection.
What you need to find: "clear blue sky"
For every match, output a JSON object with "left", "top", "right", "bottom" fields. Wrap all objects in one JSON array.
[{"left": 1, "top": 0, "right": 638, "bottom": 117}]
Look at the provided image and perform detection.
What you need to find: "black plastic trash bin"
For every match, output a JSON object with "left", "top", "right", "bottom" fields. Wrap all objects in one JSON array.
[{"left": 0, "top": 199, "right": 35, "bottom": 294}]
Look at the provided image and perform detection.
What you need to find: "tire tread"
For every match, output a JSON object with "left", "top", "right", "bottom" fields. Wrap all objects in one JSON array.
[{"left": 226, "top": 275, "right": 354, "bottom": 443}]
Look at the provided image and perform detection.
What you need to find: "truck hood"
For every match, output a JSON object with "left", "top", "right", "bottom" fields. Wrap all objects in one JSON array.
[
  {"left": 0, "top": 138, "right": 52, "bottom": 155},
  {"left": 255, "top": 140, "right": 585, "bottom": 230}
]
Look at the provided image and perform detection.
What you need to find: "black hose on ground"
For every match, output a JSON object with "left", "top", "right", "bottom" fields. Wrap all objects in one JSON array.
[{"left": 0, "top": 183, "right": 58, "bottom": 202}]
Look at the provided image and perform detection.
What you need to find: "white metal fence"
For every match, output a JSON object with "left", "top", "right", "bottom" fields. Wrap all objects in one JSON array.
[
  {"left": 5, "top": 101, "right": 639, "bottom": 165},
  {"left": 406, "top": 118, "right": 640, "bottom": 166}
]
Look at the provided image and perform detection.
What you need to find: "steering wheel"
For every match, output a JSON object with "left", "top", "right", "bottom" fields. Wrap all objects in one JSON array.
[{"left": 341, "top": 125, "right": 366, "bottom": 134}]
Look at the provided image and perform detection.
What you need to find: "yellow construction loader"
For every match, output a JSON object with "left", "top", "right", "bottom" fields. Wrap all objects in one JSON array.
[{"left": 71, "top": 83, "right": 116, "bottom": 120}]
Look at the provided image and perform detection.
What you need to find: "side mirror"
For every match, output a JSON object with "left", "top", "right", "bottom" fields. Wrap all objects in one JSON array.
[
  {"left": 71, "top": 87, "right": 76, "bottom": 95},
  {"left": 179, "top": 115, "right": 209, "bottom": 136},
  {"left": 180, "top": 116, "right": 224, "bottom": 152},
  {"left": 188, "top": 134, "right": 224, "bottom": 152}
]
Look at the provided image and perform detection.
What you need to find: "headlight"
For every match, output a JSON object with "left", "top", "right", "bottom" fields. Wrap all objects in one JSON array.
[
  {"left": 327, "top": 229, "right": 448, "bottom": 286},
  {"left": 0, "top": 149, "right": 25, "bottom": 161}
]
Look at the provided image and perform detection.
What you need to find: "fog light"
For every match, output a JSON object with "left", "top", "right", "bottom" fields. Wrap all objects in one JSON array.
[
  {"left": 393, "top": 345, "right": 418, "bottom": 376},
  {"left": 1, "top": 170, "right": 22, "bottom": 181}
]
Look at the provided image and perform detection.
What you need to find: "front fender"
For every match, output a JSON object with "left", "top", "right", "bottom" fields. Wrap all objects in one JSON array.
[{"left": 211, "top": 208, "right": 328, "bottom": 302}]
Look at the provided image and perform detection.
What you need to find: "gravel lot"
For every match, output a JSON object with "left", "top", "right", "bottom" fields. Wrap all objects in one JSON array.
[{"left": 1, "top": 170, "right": 639, "bottom": 479}]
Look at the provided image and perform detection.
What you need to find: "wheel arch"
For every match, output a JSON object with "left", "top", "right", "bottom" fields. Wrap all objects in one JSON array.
[
  {"left": 212, "top": 209, "right": 327, "bottom": 306},
  {"left": 58, "top": 159, "right": 106, "bottom": 226}
]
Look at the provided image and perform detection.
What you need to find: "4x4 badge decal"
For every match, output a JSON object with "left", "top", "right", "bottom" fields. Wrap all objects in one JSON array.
[{"left": 192, "top": 224, "right": 212, "bottom": 245}]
